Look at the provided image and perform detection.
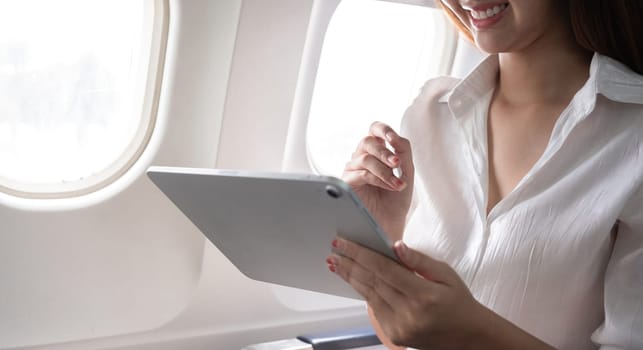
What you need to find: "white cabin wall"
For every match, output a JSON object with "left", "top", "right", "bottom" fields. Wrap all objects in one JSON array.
[
  {"left": 5, "top": 1, "right": 371, "bottom": 349},
  {"left": 1, "top": 1, "right": 486, "bottom": 349},
  {"left": 147, "top": 0, "right": 371, "bottom": 346},
  {"left": 1, "top": 0, "right": 243, "bottom": 348},
  {"left": 216, "top": 0, "right": 315, "bottom": 171}
]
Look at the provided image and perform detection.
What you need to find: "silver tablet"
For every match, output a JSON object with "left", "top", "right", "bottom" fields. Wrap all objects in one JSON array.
[{"left": 147, "top": 166, "right": 397, "bottom": 300}]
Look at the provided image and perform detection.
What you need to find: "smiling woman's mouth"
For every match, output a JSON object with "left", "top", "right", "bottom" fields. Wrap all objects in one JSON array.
[{"left": 469, "top": 3, "right": 509, "bottom": 20}]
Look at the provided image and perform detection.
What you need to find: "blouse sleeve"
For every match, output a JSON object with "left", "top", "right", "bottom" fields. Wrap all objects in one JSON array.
[{"left": 592, "top": 185, "right": 643, "bottom": 349}]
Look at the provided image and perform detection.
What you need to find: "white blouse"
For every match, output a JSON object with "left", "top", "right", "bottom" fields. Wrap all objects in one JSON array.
[{"left": 401, "top": 53, "right": 643, "bottom": 349}]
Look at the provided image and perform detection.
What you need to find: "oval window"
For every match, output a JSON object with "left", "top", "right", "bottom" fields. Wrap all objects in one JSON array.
[
  {"left": 0, "top": 0, "right": 167, "bottom": 198},
  {"left": 306, "top": 0, "right": 455, "bottom": 177}
]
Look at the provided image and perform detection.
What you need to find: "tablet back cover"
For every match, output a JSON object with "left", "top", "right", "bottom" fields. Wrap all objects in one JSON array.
[{"left": 147, "top": 166, "right": 396, "bottom": 300}]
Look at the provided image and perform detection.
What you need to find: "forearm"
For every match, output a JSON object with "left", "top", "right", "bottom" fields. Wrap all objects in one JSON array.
[
  {"left": 370, "top": 302, "right": 554, "bottom": 350},
  {"left": 472, "top": 302, "right": 556, "bottom": 350},
  {"left": 343, "top": 241, "right": 556, "bottom": 350}
]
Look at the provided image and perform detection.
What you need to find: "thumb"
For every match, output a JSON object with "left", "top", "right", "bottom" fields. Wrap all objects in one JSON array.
[
  {"left": 394, "top": 240, "right": 450, "bottom": 284},
  {"left": 385, "top": 131, "right": 414, "bottom": 185}
]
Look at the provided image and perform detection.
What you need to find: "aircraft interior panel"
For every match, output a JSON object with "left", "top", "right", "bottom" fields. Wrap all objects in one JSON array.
[{"left": 0, "top": 0, "right": 485, "bottom": 349}]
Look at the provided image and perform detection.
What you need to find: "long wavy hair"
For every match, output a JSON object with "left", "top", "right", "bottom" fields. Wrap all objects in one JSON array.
[{"left": 437, "top": 0, "right": 643, "bottom": 75}]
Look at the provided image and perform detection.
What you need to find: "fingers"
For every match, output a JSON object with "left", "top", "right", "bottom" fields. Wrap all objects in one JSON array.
[
  {"left": 368, "top": 122, "right": 414, "bottom": 182},
  {"left": 368, "top": 121, "right": 407, "bottom": 151},
  {"left": 343, "top": 122, "right": 413, "bottom": 191},
  {"left": 344, "top": 152, "right": 404, "bottom": 191},
  {"left": 355, "top": 136, "right": 399, "bottom": 169},
  {"left": 328, "top": 253, "right": 404, "bottom": 312},
  {"left": 394, "top": 241, "right": 453, "bottom": 285},
  {"left": 331, "top": 238, "right": 435, "bottom": 296}
]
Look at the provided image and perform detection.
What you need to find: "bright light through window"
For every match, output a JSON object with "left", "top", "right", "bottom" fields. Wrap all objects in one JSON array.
[
  {"left": 307, "top": 0, "right": 452, "bottom": 177},
  {"left": 0, "top": 0, "right": 163, "bottom": 197}
]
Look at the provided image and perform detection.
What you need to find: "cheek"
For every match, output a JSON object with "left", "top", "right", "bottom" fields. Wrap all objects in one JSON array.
[
  {"left": 472, "top": 14, "right": 549, "bottom": 54},
  {"left": 510, "top": 0, "right": 563, "bottom": 37},
  {"left": 506, "top": 10, "right": 551, "bottom": 45}
]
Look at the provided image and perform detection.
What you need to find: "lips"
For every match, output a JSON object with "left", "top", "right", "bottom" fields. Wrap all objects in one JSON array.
[
  {"left": 462, "top": 2, "right": 509, "bottom": 29},
  {"left": 469, "top": 3, "right": 508, "bottom": 20}
]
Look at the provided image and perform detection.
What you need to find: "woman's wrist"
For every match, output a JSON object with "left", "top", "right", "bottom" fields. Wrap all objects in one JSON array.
[
  {"left": 468, "top": 301, "right": 556, "bottom": 350},
  {"left": 464, "top": 300, "right": 497, "bottom": 350}
]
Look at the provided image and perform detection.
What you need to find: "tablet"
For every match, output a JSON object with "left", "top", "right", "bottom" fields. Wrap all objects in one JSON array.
[{"left": 146, "top": 166, "right": 398, "bottom": 300}]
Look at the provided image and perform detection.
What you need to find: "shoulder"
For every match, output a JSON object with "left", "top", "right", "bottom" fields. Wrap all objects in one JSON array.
[
  {"left": 401, "top": 76, "right": 459, "bottom": 130},
  {"left": 593, "top": 53, "right": 643, "bottom": 106},
  {"left": 401, "top": 55, "right": 497, "bottom": 129},
  {"left": 413, "top": 76, "right": 460, "bottom": 106}
]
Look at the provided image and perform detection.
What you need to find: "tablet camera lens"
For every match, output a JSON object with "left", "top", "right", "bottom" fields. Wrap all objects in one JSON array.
[{"left": 325, "top": 185, "right": 341, "bottom": 199}]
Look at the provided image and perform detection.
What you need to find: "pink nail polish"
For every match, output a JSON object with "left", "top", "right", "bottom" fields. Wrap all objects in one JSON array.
[
  {"left": 332, "top": 239, "right": 344, "bottom": 250},
  {"left": 395, "top": 241, "right": 408, "bottom": 259}
]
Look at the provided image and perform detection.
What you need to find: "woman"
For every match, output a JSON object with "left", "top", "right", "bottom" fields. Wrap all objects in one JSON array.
[{"left": 326, "top": 0, "right": 643, "bottom": 349}]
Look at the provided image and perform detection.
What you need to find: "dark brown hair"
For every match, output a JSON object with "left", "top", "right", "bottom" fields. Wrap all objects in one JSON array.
[
  {"left": 438, "top": 0, "right": 643, "bottom": 75},
  {"left": 569, "top": 0, "right": 643, "bottom": 75}
]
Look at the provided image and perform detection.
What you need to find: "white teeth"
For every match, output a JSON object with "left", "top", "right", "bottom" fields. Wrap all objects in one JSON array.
[{"left": 470, "top": 3, "right": 507, "bottom": 20}]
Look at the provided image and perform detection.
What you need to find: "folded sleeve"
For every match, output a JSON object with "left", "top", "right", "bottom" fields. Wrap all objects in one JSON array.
[{"left": 592, "top": 185, "right": 643, "bottom": 349}]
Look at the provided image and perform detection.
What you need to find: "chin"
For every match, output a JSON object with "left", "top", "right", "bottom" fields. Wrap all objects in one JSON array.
[{"left": 473, "top": 36, "right": 511, "bottom": 54}]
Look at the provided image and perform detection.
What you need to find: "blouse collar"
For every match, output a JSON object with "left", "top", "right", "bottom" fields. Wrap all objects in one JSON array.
[{"left": 438, "top": 52, "right": 643, "bottom": 110}]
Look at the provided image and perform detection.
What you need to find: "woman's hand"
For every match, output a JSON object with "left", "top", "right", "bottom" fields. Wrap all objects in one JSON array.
[
  {"left": 327, "top": 239, "right": 557, "bottom": 350},
  {"left": 342, "top": 122, "right": 414, "bottom": 240},
  {"left": 327, "top": 238, "right": 484, "bottom": 349}
]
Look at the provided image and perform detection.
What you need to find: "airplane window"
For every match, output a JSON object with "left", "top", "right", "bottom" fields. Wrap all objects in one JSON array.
[
  {"left": 307, "top": 0, "right": 456, "bottom": 177},
  {"left": 0, "top": 0, "right": 166, "bottom": 198}
]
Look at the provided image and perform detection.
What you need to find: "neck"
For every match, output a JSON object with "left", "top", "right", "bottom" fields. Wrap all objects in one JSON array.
[{"left": 496, "top": 22, "right": 592, "bottom": 107}]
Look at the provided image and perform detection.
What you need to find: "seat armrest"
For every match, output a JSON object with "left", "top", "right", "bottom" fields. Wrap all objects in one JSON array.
[
  {"left": 242, "top": 326, "right": 382, "bottom": 350},
  {"left": 242, "top": 338, "right": 313, "bottom": 349},
  {"left": 297, "top": 326, "right": 381, "bottom": 350}
]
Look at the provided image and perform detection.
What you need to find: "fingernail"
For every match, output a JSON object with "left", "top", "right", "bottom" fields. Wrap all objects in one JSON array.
[
  {"left": 328, "top": 264, "right": 337, "bottom": 273},
  {"left": 387, "top": 155, "right": 399, "bottom": 165},
  {"left": 395, "top": 241, "right": 408, "bottom": 259},
  {"left": 392, "top": 178, "right": 404, "bottom": 188},
  {"left": 393, "top": 167, "right": 403, "bottom": 179},
  {"left": 332, "top": 239, "right": 344, "bottom": 251}
]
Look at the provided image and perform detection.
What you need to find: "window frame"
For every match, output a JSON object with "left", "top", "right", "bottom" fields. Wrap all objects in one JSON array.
[
  {"left": 282, "top": 0, "right": 458, "bottom": 175},
  {"left": 0, "top": 0, "right": 169, "bottom": 199},
  {"left": 276, "top": 0, "right": 459, "bottom": 311}
]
